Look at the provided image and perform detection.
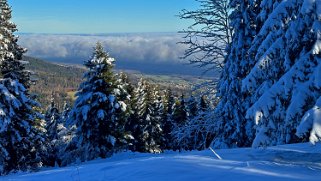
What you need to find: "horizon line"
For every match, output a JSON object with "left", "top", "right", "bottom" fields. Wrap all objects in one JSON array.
[{"left": 16, "top": 31, "right": 182, "bottom": 36}]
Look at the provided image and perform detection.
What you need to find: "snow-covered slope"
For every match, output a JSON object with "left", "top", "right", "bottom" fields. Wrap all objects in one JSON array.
[{"left": 2, "top": 143, "right": 321, "bottom": 181}]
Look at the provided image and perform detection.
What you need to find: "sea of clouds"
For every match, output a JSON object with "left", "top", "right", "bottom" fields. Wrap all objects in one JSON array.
[
  {"left": 18, "top": 33, "right": 187, "bottom": 64},
  {"left": 18, "top": 33, "right": 215, "bottom": 76}
]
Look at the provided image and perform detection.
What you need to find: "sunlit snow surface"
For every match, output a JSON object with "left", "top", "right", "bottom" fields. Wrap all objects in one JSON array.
[{"left": 3, "top": 143, "right": 321, "bottom": 181}]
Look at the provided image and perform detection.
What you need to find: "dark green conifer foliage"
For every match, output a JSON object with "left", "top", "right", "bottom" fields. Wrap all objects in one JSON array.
[
  {"left": 0, "top": 0, "right": 47, "bottom": 174},
  {"left": 172, "top": 95, "right": 188, "bottom": 126},
  {"left": 161, "top": 89, "right": 176, "bottom": 150},
  {"left": 0, "top": 0, "right": 29, "bottom": 87},
  {"left": 65, "top": 43, "right": 128, "bottom": 163}
]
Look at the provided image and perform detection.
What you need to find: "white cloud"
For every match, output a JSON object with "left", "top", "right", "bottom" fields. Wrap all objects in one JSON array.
[{"left": 18, "top": 33, "right": 187, "bottom": 64}]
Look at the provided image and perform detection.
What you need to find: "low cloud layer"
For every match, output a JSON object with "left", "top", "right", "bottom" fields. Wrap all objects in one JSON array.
[{"left": 19, "top": 33, "right": 187, "bottom": 64}]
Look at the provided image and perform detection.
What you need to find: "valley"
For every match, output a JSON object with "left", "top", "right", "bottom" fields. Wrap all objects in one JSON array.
[{"left": 24, "top": 56, "right": 212, "bottom": 111}]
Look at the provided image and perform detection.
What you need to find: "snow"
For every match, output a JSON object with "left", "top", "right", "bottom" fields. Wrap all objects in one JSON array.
[
  {"left": 97, "top": 109, "right": 105, "bottom": 120},
  {"left": 114, "top": 103, "right": 120, "bottom": 109},
  {"left": 314, "top": 59, "right": 321, "bottom": 89},
  {"left": 91, "top": 57, "right": 115, "bottom": 66},
  {"left": 118, "top": 101, "right": 127, "bottom": 112},
  {"left": 80, "top": 105, "right": 91, "bottom": 121},
  {"left": 309, "top": 105, "right": 321, "bottom": 144},
  {"left": 108, "top": 135, "right": 116, "bottom": 146},
  {"left": 113, "top": 88, "right": 120, "bottom": 96},
  {"left": 297, "top": 97, "right": 321, "bottom": 144},
  {"left": 108, "top": 95, "right": 115, "bottom": 104},
  {"left": 301, "top": 0, "right": 315, "bottom": 14},
  {"left": 3, "top": 143, "right": 321, "bottom": 181}
]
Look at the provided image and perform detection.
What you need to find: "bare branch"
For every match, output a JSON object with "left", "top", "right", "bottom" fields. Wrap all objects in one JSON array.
[{"left": 178, "top": 0, "right": 232, "bottom": 75}]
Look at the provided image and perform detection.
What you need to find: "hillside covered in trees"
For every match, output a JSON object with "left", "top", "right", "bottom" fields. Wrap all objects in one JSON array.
[
  {"left": 24, "top": 56, "right": 209, "bottom": 111},
  {"left": 24, "top": 56, "right": 85, "bottom": 109}
]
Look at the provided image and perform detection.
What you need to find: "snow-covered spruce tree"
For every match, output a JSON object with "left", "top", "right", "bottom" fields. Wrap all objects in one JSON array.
[
  {"left": 0, "top": 0, "right": 48, "bottom": 174},
  {"left": 174, "top": 95, "right": 199, "bottom": 151},
  {"left": 57, "top": 101, "right": 74, "bottom": 163},
  {"left": 64, "top": 43, "right": 128, "bottom": 163},
  {"left": 241, "top": 0, "right": 297, "bottom": 147},
  {"left": 172, "top": 95, "right": 189, "bottom": 150},
  {"left": 44, "top": 94, "right": 68, "bottom": 166},
  {"left": 161, "top": 89, "right": 176, "bottom": 150},
  {"left": 128, "top": 79, "right": 163, "bottom": 153},
  {"left": 127, "top": 78, "right": 148, "bottom": 152},
  {"left": 61, "top": 101, "right": 71, "bottom": 124},
  {"left": 0, "top": 0, "right": 29, "bottom": 87},
  {"left": 213, "top": 0, "right": 259, "bottom": 148},
  {"left": 145, "top": 87, "right": 163, "bottom": 153},
  {"left": 0, "top": 79, "right": 47, "bottom": 175},
  {"left": 187, "top": 95, "right": 198, "bottom": 119},
  {"left": 242, "top": 0, "right": 321, "bottom": 146},
  {"left": 114, "top": 72, "right": 133, "bottom": 149},
  {"left": 45, "top": 94, "right": 62, "bottom": 141},
  {"left": 172, "top": 95, "right": 189, "bottom": 126}
]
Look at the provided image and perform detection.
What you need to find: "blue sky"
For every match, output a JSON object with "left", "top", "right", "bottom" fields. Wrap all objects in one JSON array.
[{"left": 9, "top": 0, "right": 197, "bottom": 34}]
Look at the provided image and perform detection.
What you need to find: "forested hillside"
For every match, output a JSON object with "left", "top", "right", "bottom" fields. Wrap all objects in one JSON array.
[
  {"left": 24, "top": 56, "right": 84, "bottom": 110},
  {"left": 24, "top": 56, "right": 209, "bottom": 110}
]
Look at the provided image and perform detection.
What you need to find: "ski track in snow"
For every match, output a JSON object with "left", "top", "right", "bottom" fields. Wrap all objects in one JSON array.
[{"left": 2, "top": 143, "right": 321, "bottom": 181}]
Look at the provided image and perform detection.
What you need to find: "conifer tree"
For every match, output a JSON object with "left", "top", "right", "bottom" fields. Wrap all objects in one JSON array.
[
  {"left": 241, "top": 0, "right": 321, "bottom": 146},
  {"left": 162, "top": 89, "right": 176, "bottom": 150},
  {"left": 174, "top": 95, "right": 199, "bottom": 151},
  {"left": 145, "top": 87, "right": 163, "bottom": 153},
  {"left": 213, "top": 0, "right": 259, "bottom": 148},
  {"left": 187, "top": 95, "right": 198, "bottom": 119},
  {"left": 61, "top": 101, "right": 71, "bottom": 125},
  {"left": 0, "top": 0, "right": 29, "bottom": 87},
  {"left": 114, "top": 72, "right": 132, "bottom": 149},
  {"left": 0, "top": 79, "right": 47, "bottom": 174},
  {"left": 128, "top": 80, "right": 164, "bottom": 153},
  {"left": 127, "top": 78, "right": 148, "bottom": 152},
  {"left": 172, "top": 95, "right": 189, "bottom": 150},
  {"left": 45, "top": 94, "right": 62, "bottom": 141},
  {"left": 65, "top": 43, "right": 128, "bottom": 163},
  {"left": 44, "top": 94, "right": 69, "bottom": 166},
  {"left": 172, "top": 95, "right": 188, "bottom": 126},
  {"left": 0, "top": 0, "right": 47, "bottom": 174}
]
